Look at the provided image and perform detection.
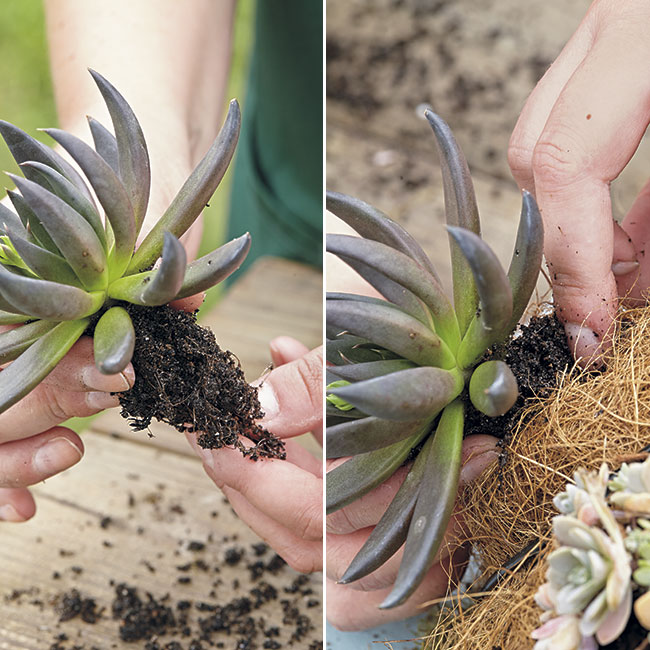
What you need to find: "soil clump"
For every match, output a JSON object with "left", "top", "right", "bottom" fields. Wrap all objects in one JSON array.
[{"left": 117, "top": 305, "right": 285, "bottom": 460}]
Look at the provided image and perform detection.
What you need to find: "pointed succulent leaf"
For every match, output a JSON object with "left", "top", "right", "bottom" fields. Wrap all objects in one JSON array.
[
  {"left": 141, "top": 232, "right": 187, "bottom": 305},
  {"left": 0, "top": 318, "right": 88, "bottom": 414},
  {"left": 447, "top": 226, "right": 512, "bottom": 332},
  {"left": 9, "top": 175, "right": 107, "bottom": 290},
  {"left": 330, "top": 366, "right": 463, "bottom": 421},
  {"left": 326, "top": 425, "right": 429, "bottom": 514},
  {"left": 43, "top": 128, "right": 137, "bottom": 279},
  {"left": 173, "top": 233, "right": 251, "bottom": 300},
  {"left": 93, "top": 306, "right": 135, "bottom": 374},
  {"left": 339, "top": 434, "right": 434, "bottom": 584},
  {"left": 328, "top": 234, "right": 460, "bottom": 346},
  {"left": 0, "top": 310, "right": 31, "bottom": 325},
  {"left": 0, "top": 265, "right": 103, "bottom": 320},
  {"left": 0, "top": 120, "right": 93, "bottom": 202},
  {"left": 107, "top": 232, "right": 187, "bottom": 306},
  {"left": 89, "top": 69, "right": 150, "bottom": 230},
  {"left": 326, "top": 191, "right": 440, "bottom": 279},
  {"left": 0, "top": 319, "right": 56, "bottom": 364},
  {"left": 8, "top": 190, "right": 60, "bottom": 254},
  {"left": 503, "top": 191, "right": 544, "bottom": 335},
  {"left": 381, "top": 399, "right": 464, "bottom": 609},
  {"left": 327, "top": 299, "right": 455, "bottom": 368},
  {"left": 425, "top": 109, "right": 480, "bottom": 335},
  {"left": 0, "top": 202, "right": 28, "bottom": 239},
  {"left": 129, "top": 99, "right": 241, "bottom": 273},
  {"left": 7, "top": 233, "right": 83, "bottom": 287},
  {"left": 469, "top": 360, "right": 519, "bottom": 417},
  {"left": 334, "top": 255, "right": 434, "bottom": 325},
  {"left": 326, "top": 416, "right": 425, "bottom": 458},
  {"left": 87, "top": 116, "right": 119, "bottom": 174},
  {"left": 21, "top": 161, "right": 105, "bottom": 248},
  {"left": 328, "top": 359, "right": 416, "bottom": 382}
]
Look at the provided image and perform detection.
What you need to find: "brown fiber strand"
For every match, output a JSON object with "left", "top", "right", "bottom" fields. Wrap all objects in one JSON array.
[{"left": 425, "top": 305, "right": 650, "bottom": 649}]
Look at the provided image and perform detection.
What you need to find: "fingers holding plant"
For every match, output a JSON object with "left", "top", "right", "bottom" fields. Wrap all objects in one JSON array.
[{"left": 188, "top": 340, "right": 323, "bottom": 572}]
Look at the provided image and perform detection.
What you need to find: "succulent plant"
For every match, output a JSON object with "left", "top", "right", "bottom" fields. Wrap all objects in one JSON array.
[
  {"left": 0, "top": 69, "right": 250, "bottom": 416},
  {"left": 325, "top": 109, "right": 544, "bottom": 608},
  {"left": 534, "top": 466, "right": 635, "bottom": 648}
]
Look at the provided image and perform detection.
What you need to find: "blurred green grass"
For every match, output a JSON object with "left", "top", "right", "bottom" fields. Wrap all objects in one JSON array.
[{"left": 0, "top": 0, "right": 254, "bottom": 432}]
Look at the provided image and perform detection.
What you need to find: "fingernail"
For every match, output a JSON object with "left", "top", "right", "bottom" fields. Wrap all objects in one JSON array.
[
  {"left": 81, "top": 364, "right": 132, "bottom": 391},
  {"left": 121, "top": 364, "right": 135, "bottom": 389},
  {"left": 0, "top": 504, "right": 25, "bottom": 522},
  {"left": 33, "top": 437, "right": 83, "bottom": 475},
  {"left": 612, "top": 260, "right": 639, "bottom": 276},
  {"left": 86, "top": 391, "right": 121, "bottom": 410},
  {"left": 460, "top": 450, "right": 498, "bottom": 484},
  {"left": 564, "top": 323, "right": 604, "bottom": 366},
  {"left": 256, "top": 382, "right": 279, "bottom": 422}
]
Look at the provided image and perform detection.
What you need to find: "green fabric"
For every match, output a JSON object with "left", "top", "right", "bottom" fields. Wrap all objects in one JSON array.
[{"left": 226, "top": 0, "right": 323, "bottom": 275}]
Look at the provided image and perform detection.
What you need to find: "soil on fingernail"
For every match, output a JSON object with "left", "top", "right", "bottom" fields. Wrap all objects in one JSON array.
[{"left": 115, "top": 305, "right": 285, "bottom": 461}]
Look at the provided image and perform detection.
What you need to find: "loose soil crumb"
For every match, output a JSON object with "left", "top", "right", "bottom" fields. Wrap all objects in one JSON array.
[{"left": 117, "top": 305, "right": 285, "bottom": 460}]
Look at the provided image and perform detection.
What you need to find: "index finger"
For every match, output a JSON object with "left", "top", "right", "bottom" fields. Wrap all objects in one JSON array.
[{"left": 531, "top": 30, "right": 650, "bottom": 360}]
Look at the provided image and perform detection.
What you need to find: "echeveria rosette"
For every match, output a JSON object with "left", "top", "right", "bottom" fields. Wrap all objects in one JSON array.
[
  {"left": 325, "top": 109, "right": 544, "bottom": 609},
  {"left": 0, "top": 70, "right": 251, "bottom": 414}
]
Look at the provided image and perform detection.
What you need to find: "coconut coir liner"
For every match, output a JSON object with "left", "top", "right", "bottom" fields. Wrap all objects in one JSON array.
[{"left": 428, "top": 305, "right": 650, "bottom": 650}]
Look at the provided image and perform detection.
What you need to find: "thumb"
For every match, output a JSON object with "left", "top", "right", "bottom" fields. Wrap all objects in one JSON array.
[
  {"left": 255, "top": 346, "right": 323, "bottom": 438},
  {"left": 459, "top": 435, "right": 499, "bottom": 485}
]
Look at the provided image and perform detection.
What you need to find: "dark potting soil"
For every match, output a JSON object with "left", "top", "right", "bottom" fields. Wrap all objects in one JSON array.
[
  {"left": 117, "top": 305, "right": 285, "bottom": 461},
  {"left": 464, "top": 313, "right": 574, "bottom": 442}
]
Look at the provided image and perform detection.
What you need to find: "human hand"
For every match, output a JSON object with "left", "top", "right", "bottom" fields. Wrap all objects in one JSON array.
[
  {"left": 187, "top": 337, "right": 323, "bottom": 573},
  {"left": 508, "top": 0, "right": 650, "bottom": 362},
  {"left": 0, "top": 334, "right": 135, "bottom": 522},
  {"left": 326, "top": 435, "right": 498, "bottom": 631}
]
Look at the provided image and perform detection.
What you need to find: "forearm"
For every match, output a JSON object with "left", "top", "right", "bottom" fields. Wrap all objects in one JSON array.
[{"left": 44, "top": 0, "right": 236, "bottom": 249}]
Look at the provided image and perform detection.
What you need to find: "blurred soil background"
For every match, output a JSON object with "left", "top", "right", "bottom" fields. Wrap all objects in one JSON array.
[{"left": 327, "top": 0, "right": 650, "bottom": 295}]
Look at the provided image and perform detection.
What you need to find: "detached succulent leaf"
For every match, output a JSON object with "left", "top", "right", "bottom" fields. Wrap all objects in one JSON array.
[
  {"left": 129, "top": 99, "right": 241, "bottom": 273},
  {"left": 89, "top": 69, "right": 150, "bottom": 230},
  {"left": 381, "top": 399, "right": 464, "bottom": 609},
  {"left": 327, "top": 299, "right": 455, "bottom": 368},
  {"left": 424, "top": 109, "right": 480, "bottom": 335},
  {"left": 469, "top": 360, "right": 519, "bottom": 417},
  {"left": 329, "top": 366, "right": 464, "bottom": 421},
  {"left": 326, "top": 190, "right": 440, "bottom": 279},
  {"left": 339, "top": 433, "right": 434, "bottom": 584},
  {"left": 93, "top": 306, "right": 135, "bottom": 375},
  {"left": 0, "top": 318, "right": 88, "bottom": 413},
  {"left": 0, "top": 265, "right": 103, "bottom": 321},
  {"left": 326, "top": 425, "right": 429, "bottom": 514}
]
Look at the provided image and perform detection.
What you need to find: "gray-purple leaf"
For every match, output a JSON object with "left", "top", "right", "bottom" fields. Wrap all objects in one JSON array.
[
  {"left": 90, "top": 69, "right": 150, "bottom": 230},
  {"left": 129, "top": 99, "right": 241, "bottom": 273},
  {"left": 88, "top": 116, "right": 119, "bottom": 174},
  {"left": 330, "top": 366, "right": 462, "bottom": 421},
  {"left": 173, "top": 232, "right": 251, "bottom": 300}
]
